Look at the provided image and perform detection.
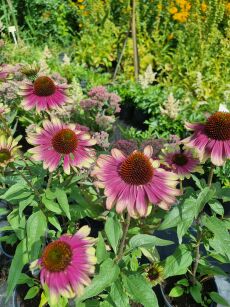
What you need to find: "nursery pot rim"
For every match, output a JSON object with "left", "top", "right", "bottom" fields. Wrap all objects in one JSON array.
[{"left": 160, "top": 276, "right": 218, "bottom": 307}]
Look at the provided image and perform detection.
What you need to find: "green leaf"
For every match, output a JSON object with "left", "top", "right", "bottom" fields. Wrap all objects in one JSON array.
[
  {"left": 96, "top": 232, "right": 109, "bottom": 264},
  {"left": 110, "top": 281, "right": 129, "bottom": 307},
  {"left": 24, "top": 286, "right": 40, "bottom": 300},
  {"left": 1, "top": 183, "right": 31, "bottom": 203},
  {"left": 169, "top": 286, "right": 184, "bottom": 297},
  {"left": 42, "top": 196, "right": 62, "bottom": 214},
  {"left": 48, "top": 216, "right": 61, "bottom": 232},
  {"left": 221, "top": 188, "right": 230, "bottom": 202},
  {"left": 190, "top": 284, "right": 202, "bottom": 303},
  {"left": 177, "top": 279, "right": 189, "bottom": 287},
  {"left": 163, "top": 245, "right": 193, "bottom": 278},
  {"left": 129, "top": 234, "right": 173, "bottom": 250},
  {"left": 19, "top": 195, "right": 35, "bottom": 218},
  {"left": 7, "top": 239, "right": 29, "bottom": 298},
  {"left": 56, "top": 188, "right": 71, "bottom": 220},
  {"left": 208, "top": 200, "right": 224, "bottom": 216},
  {"left": 26, "top": 211, "right": 47, "bottom": 260},
  {"left": 75, "top": 259, "right": 120, "bottom": 303},
  {"left": 7, "top": 209, "right": 26, "bottom": 240},
  {"left": 209, "top": 292, "right": 230, "bottom": 306},
  {"left": 105, "top": 214, "right": 122, "bottom": 254},
  {"left": 122, "top": 274, "right": 158, "bottom": 307}
]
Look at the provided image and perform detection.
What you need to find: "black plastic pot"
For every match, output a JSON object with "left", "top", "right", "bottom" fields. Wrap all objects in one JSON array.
[{"left": 160, "top": 276, "right": 218, "bottom": 307}]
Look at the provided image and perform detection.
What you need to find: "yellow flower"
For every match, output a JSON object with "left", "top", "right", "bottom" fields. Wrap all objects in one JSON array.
[
  {"left": 157, "top": 4, "right": 163, "bottom": 11},
  {"left": 173, "top": 11, "right": 189, "bottom": 22},
  {"left": 225, "top": 3, "right": 230, "bottom": 14},
  {"left": 79, "top": 4, "right": 85, "bottom": 10},
  {"left": 167, "top": 33, "right": 174, "bottom": 40},
  {"left": 145, "top": 263, "right": 164, "bottom": 286},
  {"left": 201, "top": 2, "right": 207, "bottom": 12},
  {"left": 169, "top": 7, "right": 178, "bottom": 14}
]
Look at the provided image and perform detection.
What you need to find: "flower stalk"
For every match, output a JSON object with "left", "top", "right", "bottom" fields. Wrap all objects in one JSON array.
[{"left": 116, "top": 213, "right": 131, "bottom": 262}]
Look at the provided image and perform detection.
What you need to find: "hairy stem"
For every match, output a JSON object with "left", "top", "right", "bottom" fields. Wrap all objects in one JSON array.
[
  {"left": 116, "top": 213, "right": 131, "bottom": 262},
  {"left": 180, "top": 179, "right": 183, "bottom": 194},
  {"left": 207, "top": 163, "right": 215, "bottom": 187},
  {"left": 10, "top": 164, "right": 42, "bottom": 203},
  {"left": 191, "top": 222, "right": 202, "bottom": 285},
  {"left": 46, "top": 172, "right": 53, "bottom": 190}
]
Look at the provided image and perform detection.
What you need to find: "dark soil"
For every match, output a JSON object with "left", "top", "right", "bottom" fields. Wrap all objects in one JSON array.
[
  {"left": 1, "top": 241, "right": 18, "bottom": 257},
  {"left": 163, "top": 276, "right": 217, "bottom": 307},
  {"left": 17, "top": 284, "right": 43, "bottom": 307}
]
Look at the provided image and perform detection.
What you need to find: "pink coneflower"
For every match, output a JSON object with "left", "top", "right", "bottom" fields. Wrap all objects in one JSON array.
[
  {"left": 184, "top": 111, "right": 230, "bottom": 166},
  {"left": 30, "top": 226, "right": 96, "bottom": 305},
  {"left": 19, "top": 76, "right": 69, "bottom": 112},
  {"left": 161, "top": 144, "right": 203, "bottom": 178},
  {"left": 0, "top": 135, "right": 20, "bottom": 167},
  {"left": 92, "top": 146, "right": 180, "bottom": 217},
  {"left": 27, "top": 118, "right": 96, "bottom": 174}
]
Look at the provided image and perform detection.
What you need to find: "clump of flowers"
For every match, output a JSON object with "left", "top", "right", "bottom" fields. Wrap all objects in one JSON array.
[
  {"left": 95, "top": 114, "right": 115, "bottom": 130},
  {"left": 27, "top": 117, "right": 96, "bottom": 174},
  {"left": 169, "top": 0, "right": 191, "bottom": 23},
  {"left": 160, "top": 93, "right": 180, "bottom": 120},
  {"left": 30, "top": 226, "right": 96, "bottom": 305},
  {"left": 184, "top": 110, "right": 230, "bottom": 166},
  {"left": 19, "top": 76, "right": 69, "bottom": 112},
  {"left": 93, "top": 131, "right": 110, "bottom": 149},
  {"left": 112, "top": 139, "right": 138, "bottom": 156},
  {"left": 92, "top": 146, "right": 180, "bottom": 217},
  {"left": 139, "top": 64, "right": 157, "bottom": 89},
  {"left": 0, "top": 102, "right": 10, "bottom": 115},
  {"left": 81, "top": 86, "right": 121, "bottom": 113}
]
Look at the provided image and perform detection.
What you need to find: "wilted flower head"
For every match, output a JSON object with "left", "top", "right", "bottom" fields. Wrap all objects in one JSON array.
[
  {"left": 30, "top": 226, "right": 96, "bottom": 305},
  {"left": 112, "top": 139, "right": 138, "bottom": 156},
  {"left": 0, "top": 135, "right": 21, "bottom": 167},
  {"left": 145, "top": 263, "right": 164, "bottom": 286},
  {"left": 20, "top": 63, "right": 40, "bottom": 81},
  {"left": 92, "top": 146, "right": 180, "bottom": 217}
]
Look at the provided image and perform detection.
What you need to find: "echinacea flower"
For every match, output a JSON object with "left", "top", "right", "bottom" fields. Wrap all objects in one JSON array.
[
  {"left": 30, "top": 226, "right": 96, "bottom": 305},
  {"left": 27, "top": 118, "right": 96, "bottom": 174},
  {"left": 0, "top": 103, "right": 10, "bottom": 115},
  {"left": 161, "top": 144, "right": 202, "bottom": 179},
  {"left": 145, "top": 263, "right": 164, "bottom": 286},
  {"left": 183, "top": 111, "right": 230, "bottom": 166},
  {"left": 0, "top": 135, "right": 20, "bottom": 167},
  {"left": 92, "top": 146, "right": 180, "bottom": 217},
  {"left": 19, "top": 76, "right": 69, "bottom": 111}
]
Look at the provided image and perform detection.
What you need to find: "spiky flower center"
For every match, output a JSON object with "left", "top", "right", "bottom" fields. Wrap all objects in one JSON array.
[
  {"left": 33, "top": 76, "right": 56, "bottom": 96},
  {"left": 172, "top": 153, "right": 188, "bottom": 166},
  {"left": 52, "top": 128, "right": 78, "bottom": 154},
  {"left": 147, "top": 267, "right": 160, "bottom": 281},
  {"left": 205, "top": 112, "right": 230, "bottom": 141},
  {"left": 42, "top": 241, "right": 72, "bottom": 272},
  {"left": 0, "top": 149, "right": 11, "bottom": 163},
  {"left": 119, "top": 152, "right": 153, "bottom": 185}
]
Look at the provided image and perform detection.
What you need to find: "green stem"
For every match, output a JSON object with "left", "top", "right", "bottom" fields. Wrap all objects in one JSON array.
[
  {"left": 46, "top": 172, "right": 53, "bottom": 190},
  {"left": 180, "top": 179, "right": 183, "bottom": 194},
  {"left": 191, "top": 223, "right": 202, "bottom": 285},
  {"left": 116, "top": 214, "right": 131, "bottom": 262},
  {"left": 207, "top": 163, "right": 215, "bottom": 187},
  {"left": 10, "top": 164, "right": 42, "bottom": 203}
]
